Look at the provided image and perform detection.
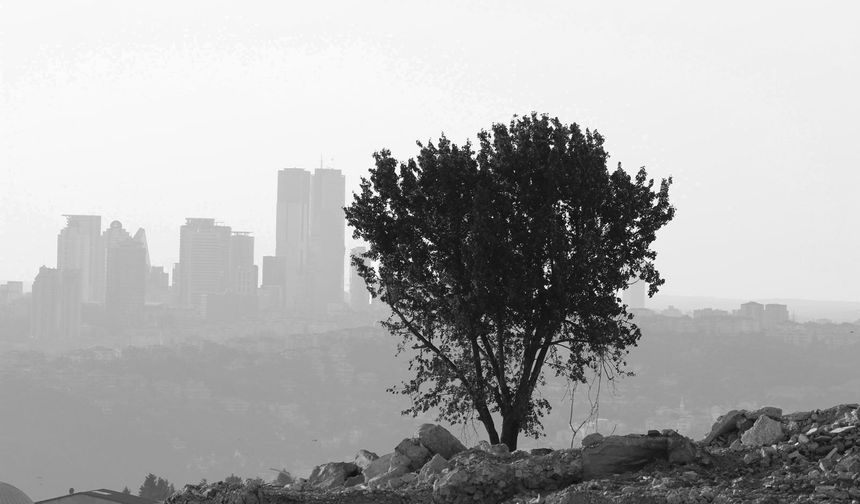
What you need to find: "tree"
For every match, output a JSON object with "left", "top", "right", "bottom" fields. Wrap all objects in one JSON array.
[
  {"left": 122, "top": 487, "right": 131, "bottom": 495},
  {"left": 344, "top": 113, "right": 674, "bottom": 450},
  {"left": 138, "top": 473, "right": 175, "bottom": 501},
  {"left": 224, "top": 474, "right": 242, "bottom": 485}
]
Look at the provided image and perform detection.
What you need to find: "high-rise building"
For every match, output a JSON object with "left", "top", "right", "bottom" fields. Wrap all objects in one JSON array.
[
  {"left": 57, "top": 215, "right": 104, "bottom": 303},
  {"left": 228, "top": 232, "right": 258, "bottom": 296},
  {"left": 275, "top": 168, "right": 311, "bottom": 309},
  {"left": 30, "top": 266, "right": 81, "bottom": 339},
  {"left": 104, "top": 222, "right": 148, "bottom": 328},
  {"left": 178, "top": 218, "right": 232, "bottom": 309},
  {"left": 146, "top": 266, "right": 170, "bottom": 304},
  {"left": 309, "top": 168, "right": 346, "bottom": 312},
  {"left": 349, "top": 246, "right": 370, "bottom": 311}
]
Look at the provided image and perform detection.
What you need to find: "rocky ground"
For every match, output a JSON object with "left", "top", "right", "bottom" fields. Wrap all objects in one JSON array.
[{"left": 166, "top": 404, "right": 860, "bottom": 504}]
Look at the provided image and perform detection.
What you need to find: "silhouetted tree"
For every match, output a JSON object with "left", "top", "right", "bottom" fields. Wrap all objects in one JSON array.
[
  {"left": 122, "top": 487, "right": 131, "bottom": 495},
  {"left": 345, "top": 113, "right": 675, "bottom": 450},
  {"left": 224, "top": 474, "right": 242, "bottom": 485},
  {"left": 138, "top": 473, "right": 175, "bottom": 501},
  {"left": 272, "top": 469, "right": 294, "bottom": 486}
]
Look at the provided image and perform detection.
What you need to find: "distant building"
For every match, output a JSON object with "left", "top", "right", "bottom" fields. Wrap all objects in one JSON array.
[
  {"left": 308, "top": 169, "right": 346, "bottom": 313},
  {"left": 0, "top": 281, "right": 24, "bottom": 305},
  {"left": 737, "top": 301, "right": 765, "bottom": 325},
  {"left": 349, "top": 246, "right": 369, "bottom": 310},
  {"left": 36, "top": 489, "right": 156, "bottom": 504},
  {"left": 228, "top": 232, "right": 258, "bottom": 296},
  {"left": 622, "top": 280, "right": 646, "bottom": 310},
  {"left": 104, "top": 222, "right": 148, "bottom": 328},
  {"left": 146, "top": 266, "right": 170, "bottom": 304},
  {"left": 763, "top": 303, "right": 790, "bottom": 327},
  {"left": 660, "top": 305, "right": 684, "bottom": 317},
  {"left": 275, "top": 168, "right": 311, "bottom": 310},
  {"left": 57, "top": 215, "right": 104, "bottom": 303},
  {"left": 178, "top": 218, "right": 232, "bottom": 309},
  {"left": 30, "top": 266, "right": 81, "bottom": 339},
  {"left": 273, "top": 167, "right": 346, "bottom": 314}
]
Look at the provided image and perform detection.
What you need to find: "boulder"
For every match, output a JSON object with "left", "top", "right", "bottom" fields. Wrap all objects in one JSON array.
[
  {"left": 306, "top": 462, "right": 360, "bottom": 490},
  {"left": 395, "top": 438, "right": 433, "bottom": 471},
  {"left": 510, "top": 448, "right": 582, "bottom": 491},
  {"left": 362, "top": 452, "right": 411, "bottom": 482},
  {"left": 748, "top": 406, "right": 783, "bottom": 421},
  {"left": 703, "top": 409, "right": 745, "bottom": 444},
  {"left": 418, "top": 453, "right": 450, "bottom": 483},
  {"left": 666, "top": 432, "right": 697, "bottom": 464},
  {"left": 366, "top": 464, "right": 410, "bottom": 489},
  {"left": 418, "top": 424, "right": 467, "bottom": 459},
  {"left": 581, "top": 434, "right": 669, "bottom": 479},
  {"left": 581, "top": 432, "right": 604, "bottom": 447},
  {"left": 741, "top": 415, "right": 785, "bottom": 447},
  {"left": 353, "top": 449, "right": 379, "bottom": 471},
  {"left": 432, "top": 450, "right": 516, "bottom": 504},
  {"left": 476, "top": 439, "right": 511, "bottom": 457}
]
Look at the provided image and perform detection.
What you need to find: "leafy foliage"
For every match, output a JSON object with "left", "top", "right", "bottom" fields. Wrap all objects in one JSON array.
[
  {"left": 345, "top": 113, "right": 675, "bottom": 449},
  {"left": 138, "top": 473, "right": 175, "bottom": 501}
]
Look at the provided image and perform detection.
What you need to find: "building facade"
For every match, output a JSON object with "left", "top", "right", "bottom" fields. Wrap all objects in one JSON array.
[
  {"left": 178, "top": 218, "right": 232, "bottom": 309},
  {"left": 57, "top": 215, "right": 104, "bottom": 303}
]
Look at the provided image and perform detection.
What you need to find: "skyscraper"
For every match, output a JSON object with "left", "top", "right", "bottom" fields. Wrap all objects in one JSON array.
[
  {"left": 57, "top": 215, "right": 104, "bottom": 303},
  {"left": 228, "top": 232, "right": 258, "bottom": 296},
  {"left": 104, "top": 222, "right": 147, "bottom": 328},
  {"left": 309, "top": 168, "right": 346, "bottom": 312},
  {"left": 30, "top": 266, "right": 81, "bottom": 339},
  {"left": 275, "top": 168, "right": 311, "bottom": 310},
  {"left": 178, "top": 218, "right": 232, "bottom": 309}
]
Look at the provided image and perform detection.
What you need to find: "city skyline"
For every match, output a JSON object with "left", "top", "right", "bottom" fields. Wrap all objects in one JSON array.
[{"left": 2, "top": 2, "right": 859, "bottom": 303}]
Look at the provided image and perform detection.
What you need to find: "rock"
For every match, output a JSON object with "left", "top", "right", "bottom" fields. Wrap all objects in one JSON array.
[
  {"left": 353, "top": 449, "right": 379, "bottom": 471},
  {"left": 366, "top": 464, "right": 410, "bottom": 489},
  {"left": 741, "top": 415, "right": 785, "bottom": 447},
  {"left": 703, "top": 409, "right": 745, "bottom": 444},
  {"left": 395, "top": 438, "right": 433, "bottom": 471},
  {"left": 581, "top": 434, "right": 669, "bottom": 479},
  {"left": 510, "top": 448, "right": 582, "bottom": 491},
  {"left": 432, "top": 450, "right": 516, "bottom": 504},
  {"left": 343, "top": 474, "right": 364, "bottom": 487},
  {"left": 748, "top": 406, "right": 783, "bottom": 421},
  {"left": 417, "top": 423, "right": 467, "bottom": 459},
  {"left": 530, "top": 448, "right": 554, "bottom": 456},
  {"left": 666, "top": 432, "right": 697, "bottom": 464},
  {"left": 306, "top": 462, "right": 360, "bottom": 490},
  {"left": 476, "top": 440, "right": 511, "bottom": 457},
  {"left": 362, "top": 452, "right": 411, "bottom": 482},
  {"left": 581, "top": 433, "right": 604, "bottom": 447},
  {"left": 418, "top": 453, "right": 450, "bottom": 483}
]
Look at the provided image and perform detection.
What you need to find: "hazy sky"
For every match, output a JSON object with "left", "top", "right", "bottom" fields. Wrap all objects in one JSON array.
[{"left": 1, "top": 1, "right": 858, "bottom": 302}]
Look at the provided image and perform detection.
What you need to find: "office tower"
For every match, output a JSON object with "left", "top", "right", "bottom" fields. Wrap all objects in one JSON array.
[
  {"left": 178, "top": 218, "right": 232, "bottom": 309},
  {"left": 146, "top": 266, "right": 170, "bottom": 304},
  {"left": 349, "top": 246, "right": 370, "bottom": 310},
  {"left": 105, "top": 224, "right": 147, "bottom": 328},
  {"left": 228, "top": 232, "right": 258, "bottom": 295},
  {"left": 57, "top": 215, "right": 104, "bottom": 303},
  {"left": 30, "top": 266, "right": 81, "bottom": 339},
  {"left": 275, "top": 168, "right": 311, "bottom": 309},
  {"left": 622, "top": 280, "right": 646, "bottom": 310},
  {"left": 309, "top": 168, "right": 346, "bottom": 312}
]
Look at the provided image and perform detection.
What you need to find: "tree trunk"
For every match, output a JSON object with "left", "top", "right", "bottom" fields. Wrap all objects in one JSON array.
[
  {"left": 500, "top": 414, "right": 521, "bottom": 451},
  {"left": 476, "top": 401, "right": 500, "bottom": 445}
]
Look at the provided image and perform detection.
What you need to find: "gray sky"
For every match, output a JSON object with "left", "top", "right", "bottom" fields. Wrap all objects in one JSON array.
[{"left": 1, "top": 1, "right": 858, "bottom": 302}]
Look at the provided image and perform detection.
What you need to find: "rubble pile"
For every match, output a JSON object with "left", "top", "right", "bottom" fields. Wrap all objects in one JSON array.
[{"left": 165, "top": 404, "right": 860, "bottom": 504}]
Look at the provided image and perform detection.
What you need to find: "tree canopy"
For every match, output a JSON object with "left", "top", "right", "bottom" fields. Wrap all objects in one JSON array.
[
  {"left": 138, "top": 473, "right": 175, "bottom": 501},
  {"left": 344, "top": 112, "right": 675, "bottom": 449}
]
